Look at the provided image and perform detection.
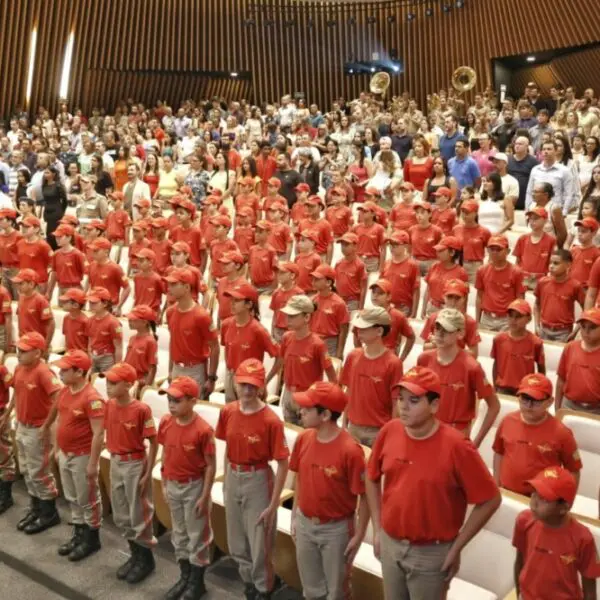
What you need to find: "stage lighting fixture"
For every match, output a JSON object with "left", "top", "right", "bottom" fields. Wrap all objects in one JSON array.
[
  {"left": 387, "top": 15, "right": 396, "bottom": 24},
  {"left": 392, "top": 65, "right": 400, "bottom": 72},
  {"left": 456, "top": 0, "right": 465, "bottom": 6},
  {"left": 367, "top": 16, "right": 377, "bottom": 24},
  {"left": 230, "top": 72, "right": 239, "bottom": 77},
  {"left": 349, "top": 69, "right": 354, "bottom": 74},
  {"left": 526, "top": 56, "right": 536, "bottom": 62},
  {"left": 442, "top": 4, "right": 452, "bottom": 13},
  {"left": 425, "top": 7, "right": 434, "bottom": 16},
  {"left": 407, "top": 12, "right": 416, "bottom": 21},
  {"left": 370, "top": 67, "right": 376, "bottom": 73}
]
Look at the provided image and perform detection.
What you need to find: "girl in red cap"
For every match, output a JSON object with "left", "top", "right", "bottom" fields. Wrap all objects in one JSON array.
[
  {"left": 294, "top": 231, "right": 322, "bottom": 294},
  {"left": 170, "top": 200, "right": 207, "bottom": 273},
  {"left": 353, "top": 202, "right": 386, "bottom": 273},
  {"left": 430, "top": 187, "right": 456, "bottom": 235},
  {"left": 124, "top": 305, "right": 158, "bottom": 394},
  {"left": 325, "top": 189, "right": 353, "bottom": 239},
  {"left": 334, "top": 233, "right": 368, "bottom": 312},
  {"left": 208, "top": 215, "right": 238, "bottom": 283},
  {"left": 127, "top": 222, "right": 151, "bottom": 275},
  {"left": 105, "top": 192, "right": 131, "bottom": 260},
  {"left": 234, "top": 207, "right": 256, "bottom": 258},
  {"left": 389, "top": 184, "right": 417, "bottom": 232},
  {"left": 269, "top": 262, "right": 304, "bottom": 342},
  {"left": 215, "top": 358, "right": 289, "bottom": 600},
  {"left": 248, "top": 222, "right": 278, "bottom": 294},
  {"left": 0, "top": 207, "right": 23, "bottom": 299},
  {"left": 266, "top": 203, "right": 292, "bottom": 259}
]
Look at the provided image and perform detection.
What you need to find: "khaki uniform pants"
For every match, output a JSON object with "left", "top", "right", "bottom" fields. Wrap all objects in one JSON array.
[
  {"left": 91, "top": 353, "right": 115, "bottom": 375},
  {"left": 345, "top": 299, "right": 360, "bottom": 312},
  {"left": 295, "top": 510, "right": 354, "bottom": 600},
  {"left": 225, "top": 369, "right": 237, "bottom": 403},
  {"left": 171, "top": 363, "right": 206, "bottom": 397},
  {"left": 225, "top": 466, "right": 276, "bottom": 594},
  {"left": 539, "top": 324, "right": 572, "bottom": 343},
  {"left": 0, "top": 409, "right": 15, "bottom": 482},
  {"left": 110, "top": 457, "right": 156, "bottom": 547},
  {"left": 360, "top": 256, "right": 380, "bottom": 273},
  {"left": 323, "top": 336, "right": 339, "bottom": 358},
  {"left": 15, "top": 423, "right": 57, "bottom": 500},
  {"left": 562, "top": 398, "right": 600, "bottom": 416},
  {"left": 380, "top": 530, "right": 453, "bottom": 600},
  {"left": 463, "top": 261, "right": 483, "bottom": 284},
  {"left": 281, "top": 387, "right": 301, "bottom": 426},
  {"left": 425, "top": 301, "right": 441, "bottom": 317},
  {"left": 348, "top": 422, "right": 381, "bottom": 448},
  {"left": 417, "top": 259, "right": 435, "bottom": 277},
  {"left": 2, "top": 267, "right": 19, "bottom": 300},
  {"left": 58, "top": 451, "right": 102, "bottom": 529},
  {"left": 479, "top": 312, "right": 508, "bottom": 332},
  {"left": 165, "top": 478, "right": 212, "bottom": 566}
]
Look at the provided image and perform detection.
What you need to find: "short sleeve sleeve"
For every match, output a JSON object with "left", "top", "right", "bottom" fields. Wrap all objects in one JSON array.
[
  {"left": 452, "top": 439, "right": 499, "bottom": 505},
  {"left": 141, "top": 403, "right": 157, "bottom": 438},
  {"left": 269, "top": 418, "right": 290, "bottom": 461},
  {"left": 346, "top": 443, "right": 367, "bottom": 496},
  {"left": 512, "top": 509, "right": 532, "bottom": 553}
]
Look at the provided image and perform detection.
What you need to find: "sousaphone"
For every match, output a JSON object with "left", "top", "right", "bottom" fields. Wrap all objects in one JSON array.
[
  {"left": 370, "top": 71, "right": 391, "bottom": 97},
  {"left": 452, "top": 66, "right": 477, "bottom": 94}
]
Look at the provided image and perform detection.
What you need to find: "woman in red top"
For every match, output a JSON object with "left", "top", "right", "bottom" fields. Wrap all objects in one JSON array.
[
  {"left": 124, "top": 305, "right": 158, "bottom": 394},
  {"left": 422, "top": 236, "right": 468, "bottom": 318},
  {"left": 0, "top": 208, "right": 22, "bottom": 299},
  {"left": 215, "top": 359, "right": 289, "bottom": 599},
  {"left": 403, "top": 137, "right": 434, "bottom": 191},
  {"left": 347, "top": 142, "right": 371, "bottom": 204}
]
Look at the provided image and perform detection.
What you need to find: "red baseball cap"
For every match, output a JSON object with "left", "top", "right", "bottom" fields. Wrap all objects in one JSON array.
[
  {"left": 508, "top": 299, "right": 532, "bottom": 316},
  {"left": 204, "top": 195, "right": 222, "bottom": 206},
  {"left": 434, "top": 236, "right": 462, "bottom": 252},
  {"left": 338, "top": 232, "right": 359, "bottom": 244},
  {"left": 151, "top": 217, "right": 169, "bottom": 229},
  {"left": 460, "top": 200, "right": 479, "bottom": 214},
  {"left": 135, "top": 248, "right": 156, "bottom": 261},
  {"left": 443, "top": 279, "right": 469, "bottom": 298},
  {"left": 60, "top": 288, "right": 87, "bottom": 304},
  {"left": 159, "top": 376, "right": 199, "bottom": 399},
  {"left": 311, "top": 264, "right": 336, "bottom": 280},
  {"left": 12, "top": 269, "right": 38, "bottom": 283},
  {"left": 517, "top": 373, "right": 553, "bottom": 400},
  {"left": 210, "top": 215, "right": 232, "bottom": 228},
  {"left": 574, "top": 217, "right": 600, "bottom": 232},
  {"left": 387, "top": 230, "right": 410, "bottom": 245},
  {"left": 487, "top": 235, "right": 509, "bottom": 249},
  {"left": 60, "top": 215, "right": 79, "bottom": 226},
  {"left": 268, "top": 201, "right": 288, "bottom": 213},
  {"left": 53, "top": 350, "right": 92, "bottom": 372},
  {"left": 330, "top": 187, "right": 348, "bottom": 198},
  {"left": 526, "top": 466, "right": 577, "bottom": 506},
  {"left": 16, "top": 331, "right": 46, "bottom": 351},
  {"left": 300, "top": 230, "right": 319, "bottom": 243},
  {"left": 210, "top": 189, "right": 223, "bottom": 198},
  {"left": 393, "top": 366, "right": 442, "bottom": 396},
  {"left": 131, "top": 222, "right": 148, "bottom": 232},
  {"left": 21, "top": 216, "right": 41, "bottom": 228},
  {"left": 53, "top": 224, "right": 75, "bottom": 237},
  {"left": 134, "top": 198, "right": 151, "bottom": 208},
  {"left": 105, "top": 362, "right": 138, "bottom": 384},
  {"left": 0, "top": 208, "right": 17, "bottom": 219},
  {"left": 413, "top": 200, "right": 432, "bottom": 212},
  {"left": 164, "top": 268, "right": 195, "bottom": 286},
  {"left": 177, "top": 199, "right": 197, "bottom": 217},
  {"left": 277, "top": 261, "right": 300, "bottom": 277},
  {"left": 364, "top": 187, "right": 381, "bottom": 197},
  {"left": 433, "top": 187, "right": 452, "bottom": 198},
  {"left": 295, "top": 183, "right": 310, "bottom": 192},
  {"left": 234, "top": 358, "right": 266, "bottom": 388},
  {"left": 179, "top": 185, "right": 193, "bottom": 197},
  {"left": 256, "top": 220, "right": 272, "bottom": 231},
  {"left": 90, "top": 237, "right": 112, "bottom": 251},
  {"left": 87, "top": 219, "right": 106, "bottom": 231},
  {"left": 219, "top": 251, "right": 245, "bottom": 265},
  {"left": 400, "top": 182, "right": 415, "bottom": 191},
  {"left": 577, "top": 307, "right": 600, "bottom": 326},
  {"left": 294, "top": 382, "right": 348, "bottom": 414},
  {"left": 237, "top": 206, "right": 254, "bottom": 217},
  {"left": 224, "top": 281, "right": 259, "bottom": 302},
  {"left": 126, "top": 305, "right": 157, "bottom": 321},
  {"left": 109, "top": 191, "right": 125, "bottom": 201},
  {"left": 171, "top": 241, "right": 191, "bottom": 254},
  {"left": 267, "top": 177, "right": 281, "bottom": 188},
  {"left": 526, "top": 206, "right": 548, "bottom": 220},
  {"left": 357, "top": 201, "right": 378, "bottom": 213},
  {"left": 370, "top": 279, "right": 392, "bottom": 294},
  {"left": 306, "top": 195, "right": 324, "bottom": 207},
  {"left": 87, "top": 287, "right": 111, "bottom": 303}
]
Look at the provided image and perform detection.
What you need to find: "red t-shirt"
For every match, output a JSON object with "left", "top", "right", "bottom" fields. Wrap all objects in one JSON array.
[
  {"left": 235, "top": 193, "right": 260, "bottom": 221},
  {"left": 166, "top": 303, "right": 217, "bottom": 364},
  {"left": 352, "top": 222, "right": 386, "bottom": 257},
  {"left": 341, "top": 348, "right": 403, "bottom": 427},
  {"left": 14, "top": 361, "right": 62, "bottom": 426},
  {"left": 233, "top": 225, "right": 255, "bottom": 258},
  {"left": 215, "top": 402, "right": 289, "bottom": 465},
  {"left": 248, "top": 243, "right": 278, "bottom": 286},
  {"left": 384, "top": 307, "right": 414, "bottom": 351},
  {"left": 105, "top": 209, "right": 131, "bottom": 242},
  {"left": 379, "top": 258, "right": 420, "bottom": 309},
  {"left": 210, "top": 238, "right": 240, "bottom": 279},
  {"left": 453, "top": 224, "right": 491, "bottom": 262},
  {"left": 571, "top": 245, "right": 600, "bottom": 287},
  {"left": 513, "top": 233, "right": 556, "bottom": 277},
  {"left": 491, "top": 331, "right": 545, "bottom": 389},
  {"left": 0, "top": 229, "right": 22, "bottom": 267},
  {"left": 221, "top": 317, "right": 279, "bottom": 371},
  {"left": 63, "top": 312, "right": 90, "bottom": 351},
  {"left": 294, "top": 251, "right": 322, "bottom": 293},
  {"left": 216, "top": 275, "right": 246, "bottom": 321},
  {"left": 493, "top": 411, "right": 581, "bottom": 495},
  {"left": 512, "top": 510, "right": 600, "bottom": 600},
  {"left": 421, "top": 311, "right": 480, "bottom": 349},
  {"left": 535, "top": 276, "right": 585, "bottom": 328},
  {"left": 425, "top": 261, "right": 468, "bottom": 306},
  {"left": 0, "top": 365, "right": 13, "bottom": 410},
  {"left": 56, "top": 384, "right": 105, "bottom": 455},
  {"left": 105, "top": 399, "right": 156, "bottom": 454},
  {"left": 310, "top": 292, "right": 350, "bottom": 338},
  {"left": 17, "top": 238, "right": 53, "bottom": 283},
  {"left": 267, "top": 222, "right": 292, "bottom": 255},
  {"left": 325, "top": 205, "right": 353, "bottom": 238},
  {"left": 417, "top": 349, "right": 493, "bottom": 425},
  {"left": 88, "top": 260, "right": 128, "bottom": 305},
  {"left": 149, "top": 238, "right": 172, "bottom": 275},
  {"left": 334, "top": 257, "right": 367, "bottom": 302},
  {"left": 0, "top": 286, "right": 11, "bottom": 326},
  {"left": 51, "top": 247, "right": 87, "bottom": 287},
  {"left": 169, "top": 224, "right": 206, "bottom": 267},
  {"left": 475, "top": 263, "right": 525, "bottom": 315},
  {"left": 290, "top": 428, "right": 365, "bottom": 520},
  {"left": 270, "top": 285, "right": 305, "bottom": 330},
  {"left": 87, "top": 312, "right": 122, "bottom": 355},
  {"left": 280, "top": 331, "right": 332, "bottom": 391},
  {"left": 133, "top": 272, "right": 164, "bottom": 312},
  {"left": 390, "top": 203, "right": 417, "bottom": 232},
  {"left": 17, "top": 292, "right": 52, "bottom": 339},
  {"left": 431, "top": 207, "right": 456, "bottom": 235},
  {"left": 368, "top": 421, "right": 498, "bottom": 542},
  {"left": 158, "top": 414, "right": 215, "bottom": 482},
  {"left": 588, "top": 257, "right": 600, "bottom": 305},
  {"left": 409, "top": 224, "right": 444, "bottom": 260},
  {"left": 124, "top": 333, "right": 158, "bottom": 379},
  {"left": 557, "top": 341, "right": 600, "bottom": 405},
  {"left": 298, "top": 218, "right": 334, "bottom": 255}
]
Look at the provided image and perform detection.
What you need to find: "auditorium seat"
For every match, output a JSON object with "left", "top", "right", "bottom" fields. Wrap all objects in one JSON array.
[
  {"left": 141, "top": 386, "right": 169, "bottom": 421},
  {"left": 3, "top": 353, "right": 18, "bottom": 374},
  {"left": 556, "top": 409, "right": 600, "bottom": 519},
  {"left": 579, "top": 517, "right": 600, "bottom": 595},
  {"left": 50, "top": 308, "right": 67, "bottom": 353}
]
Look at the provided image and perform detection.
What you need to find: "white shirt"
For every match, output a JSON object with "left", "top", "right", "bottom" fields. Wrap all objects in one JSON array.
[
  {"left": 0, "top": 192, "right": 13, "bottom": 209},
  {"left": 478, "top": 199, "right": 505, "bottom": 234},
  {"left": 500, "top": 173, "right": 520, "bottom": 201},
  {"left": 525, "top": 161, "right": 577, "bottom": 215}
]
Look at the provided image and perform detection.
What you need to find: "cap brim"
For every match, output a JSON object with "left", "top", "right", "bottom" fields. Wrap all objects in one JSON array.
[
  {"left": 526, "top": 479, "right": 559, "bottom": 502},
  {"left": 353, "top": 316, "right": 376, "bottom": 329},
  {"left": 393, "top": 380, "right": 428, "bottom": 396},
  {"left": 433, "top": 244, "right": 448, "bottom": 252},
  {"left": 517, "top": 386, "right": 549, "bottom": 401},
  {"left": 86, "top": 296, "right": 103, "bottom": 303},
  {"left": 310, "top": 272, "right": 326, "bottom": 279},
  {"left": 487, "top": 244, "right": 507, "bottom": 249},
  {"left": 158, "top": 386, "right": 186, "bottom": 398},
  {"left": 577, "top": 316, "right": 600, "bottom": 326},
  {"left": 234, "top": 375, "right": 264, "bottom": 387},
  {"left": 281, "top": 306, "right": 304, "bottom": 316},
  {"left": 293, "top": 391, "right": 317, "bottom": 408},
  {"left": 11, "top": 277, "right": 26, "bottom": 283},
  {"left": 508, "top": 308, "right": 530, "bottom": 316},
  {"left": 435, "top": 318, "right": 459, "bottom": 333},
  {"left": 16, "top": 342, "right": 41, "bottom": 351}
]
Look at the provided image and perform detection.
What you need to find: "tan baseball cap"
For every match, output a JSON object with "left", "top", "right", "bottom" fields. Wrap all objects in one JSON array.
[
  {"left": 281, "top": 295, "right": 315, "bottom": 316},
  {"left": 435, "top": 308, "right": 465, "bottom": 333},
  {"left": 353, "top": 307, "right": 391, "bottom": 329}
]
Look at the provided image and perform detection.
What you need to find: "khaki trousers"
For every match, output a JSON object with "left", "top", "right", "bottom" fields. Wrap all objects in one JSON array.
[
  {"left": 425, "top": 301, "right": 441, "bottom": 317},
  {"left": 58, "top": 451, "right": 102, "bottom": 529},
  {"left": 380, "top": 530, "right": 453, "bottom": 600},
  {"left": 165, "top": 478, "right": 212, "bottom": 566},
  {"left": 91, "top": 353, "right": 115, "bottom": 375},
  {"left": 463, "top": 261, "right": 483, "bottom": 283},
  {"left": 479, "top": 312, "right": 508, "bottom": 332},
  {"left": 359, "top": 256, "right": 380, "bottom": 273},
  {"left": 345, "top": 299, "right": 360, "bottom": 312},
  {"left": 0, "top": 409, "right": 15, "bottom": 481},
  {"left": 562, "top": 398, "right": 600, "bottom": 416},
  {"left": 225, "top": 466, "right": 276, "bottom": 594},
  {"left": 348, "top": 422, "right": 380, "bottom": 448},
  {"left": 225, "top": 368, "right": 237, "bottom": 403},
  {"left": 15, "top": 423, "right": 57, "bottom": 500},
  {"left": 171, "top": 363, "right": 206, "bottom": 397},
  {"left": 281, "top": 387, "right": 301, "bottom": 426},
  {"left": 295, "top": 509, "right": 354, "bottom": 600},
  {"left": 2, "top": 266, "right": 19, "bottom": 300},
  {"left": 110, "top": 456, "right": 156, "bottom": 547},
  {"left": 539, "top": 324, "right": 572, "bottom": 343},
  {"left": 417, "top": 259, "right": 436, "bottom": 277}
]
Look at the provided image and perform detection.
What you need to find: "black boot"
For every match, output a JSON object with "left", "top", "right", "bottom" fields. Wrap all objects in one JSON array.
[
  {"left": 0, "top": 481, "right": 14, "bottom": 515},
  {"left": 126, "top": 544, "right": 155, "bottom": 584},
  {"left": 68, "top": 525, "right": 101, "bottom": 561},
  {"left": 58, "top": 524, "right": 85, "bottom": 556},
  {"left": 116, "top": 540, "right": 138, "bottom": 580},
  {"left": 17, "top": 495, "right": 39, "bottom": 531},
  {"left": 164, "top": 559, "right": 191, "bottom": 600},
  {"left": 24, "top": 498, "right": 60, "bottom": 534},
  {"left": 244, "top": 583, "right": 258, "bottom": 600},
  {"left": 180, "top": 565, "right": 206, "bottom": 600}
]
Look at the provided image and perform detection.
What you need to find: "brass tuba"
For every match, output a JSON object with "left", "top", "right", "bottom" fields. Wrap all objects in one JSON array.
[
  {"left": 370, "top": 71, "right": 391, "bottom": 96},
  {"left": 452, "top": 66, "right": 477, "bottom": 94}
]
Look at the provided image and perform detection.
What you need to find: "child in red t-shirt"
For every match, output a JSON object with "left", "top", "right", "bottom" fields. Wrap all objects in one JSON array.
[
  {"left": 512, "top": 467, "right": 600, "bottom": 600},
  {"left": 87, "top": 286, "right": 123, "bottom": 373},
  {"left": 325, "top": 191, "right": 353, "bottom": 239},
  {"left": 491, "top": 299, "right": 545, "bottom": 396},
  {"left": 208, "top": 215, "right": 238, "bottom": 282},
  {"left": 431, "top": 187, "right": 456, "bottom": 234},
  {"left": 267, "top": 202, "right": 292, "bottom": 259},
  {"left": 269, "top": 262, "right": 303, "bottom": 342},
  {"left": 294, "top": 231, "right": 322, "bottom": 294},
  {"left": 14, "top": 268, "right": 54, "bottom": 350},
  {"left": 248, "top": 221, "right": 278, "bottom": 294},
  {"left": 105, "top": 192, "right": 131, "bottom": 249},
  {"left": 408, "top": 201, "right": 443, "bottom": 276},
  {"left": 124, "top": 305, "right": 158, "bottom": 392},
  {"left": 334, "top": 232, "right": 367, "bottom": 312},
  {"left": 290, "top": 184, "right": 310, "bottom": 228},
  {"left": 570, "top": 217, "right": 600, "bottom": 288},
  {"left": 233, "top": 207, "right": 255, "bottom": 259},
  {"left": 17, "top": 216, "right": 53, "bottom": 293},
  {"left": 389, "top": 185, "right": 417, "bottom": 232},
  {"left": 47, "top": 224, "right": 87, "bottom": 301},
  {"left": 60, "top": 288, "right": 90, "bottom": 352}
]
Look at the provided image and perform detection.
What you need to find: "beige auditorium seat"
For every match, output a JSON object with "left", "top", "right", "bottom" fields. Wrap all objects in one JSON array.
[
  {"left": 2, "top": 353, "right": 17, "bottom": 375},
  {"left": 557, "top": 409, "right": 600, "bottom": 519},
  {"left": 576, "top": 516, "right": 600, "bottom": 595},
  {"left": 50, "top": 308, "right": 67, "bottom": 353}
]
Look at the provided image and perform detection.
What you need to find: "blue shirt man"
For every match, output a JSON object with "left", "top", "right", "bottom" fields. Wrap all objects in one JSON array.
[
  {"left": 439, "top": 115, "right": 468, "bottom": 161},
  {"left": 449, "top": 140, "right": 481, "bottom": 191}
]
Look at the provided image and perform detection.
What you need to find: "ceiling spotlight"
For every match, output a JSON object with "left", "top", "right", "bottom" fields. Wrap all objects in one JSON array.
[
  {"left": 367, "top": 16, "right": 377, "bottom": 25},
  {"left": 442, "top": 4, "right": 452, "bottom": 12},
  {"left": 526, "top": 56, "right": 536, "bottom": 62},
  {"left": 387, "top": 15, "right": 396, "bottom": 24},
  {"left": 349, "top": 69, "right": 354, "bottom": 74},
  {"left": 455, "top": 0, "right": 465, "bottom": 7},
  {"left": 348, "top": 16, "right": 356, "bottom": 25},
  {"left": 230, "top": 72, "right": 238, "bottom": 77},
  {"left": 370, "top": 67, "right": 376, "bottom": 73},
  {"left": 425, "top": 7, "right": 434, "bottom": 16},
  {"left": 407, "top": 12, "right": 416, "bottom": 22},
  {"left": 392, "top": 65, "right": 400, "bottom": 73}
]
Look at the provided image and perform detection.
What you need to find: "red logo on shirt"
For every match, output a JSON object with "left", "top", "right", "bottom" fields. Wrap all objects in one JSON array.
[
  {"left": 560, "top": 554, "right": 576, "bottom": 565},
  {"left": 123, "top": 422, "right": 136, "bottom": 429},
  {"left": 246, "top": 434, "right": 261, "bottom": 444}
]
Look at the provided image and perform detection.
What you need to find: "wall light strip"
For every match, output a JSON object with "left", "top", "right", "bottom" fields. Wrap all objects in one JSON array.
[{"left": 25, "top": 27, "right": 38, "bottom": 105}]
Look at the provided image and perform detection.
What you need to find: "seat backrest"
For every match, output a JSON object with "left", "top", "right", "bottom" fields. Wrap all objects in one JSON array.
[
  {"left": 581, "top": 519, "right": 600, "bottom": 595},
  {"left": 141, "top": 388, "right": 169, "bottom": 420},
  {"left": 558, "top": 411, "right": 600, "bottom": 499},
  {"left": 92, "top": 375, "right": 107, "bottom": 399},
  {"left": 475, "top": 395, "right": 519, "bottom": 470},
  {"left": 192, "top": 401, "right": 222, "bottom": 430}
]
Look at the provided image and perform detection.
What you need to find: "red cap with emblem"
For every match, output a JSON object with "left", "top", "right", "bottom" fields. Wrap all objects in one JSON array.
[
  {"left": 159, "top": 376, "right": 199, "bottom": 399},
  {"left": 517, "top": 373, "right": 553, "bottom": 400},
  {"left": 53, "top": 350, "right": 92, "bottom": 372},
  {"left": 105, "top": 362, "right": 138, "bottom": 384},
  {"left": 393, "top": 366, "right": 442, "bottom": 396},
  {"left": 293, "top": 382, "right": 348, "bottom": 413},
  {"left": 234, "top": 358, "right": 266, "bottom": 388},
  {"left": 526, "top": 466, "right": 577, "bottom": 506}
]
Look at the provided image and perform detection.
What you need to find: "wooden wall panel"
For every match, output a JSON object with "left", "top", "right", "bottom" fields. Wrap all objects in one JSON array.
[{"left": 1, "top": 0, "right": 600, "bottom": 119}]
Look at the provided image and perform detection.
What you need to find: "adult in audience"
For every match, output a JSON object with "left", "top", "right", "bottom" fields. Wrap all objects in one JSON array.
[
  {"left": 508, "top": 135, "right": 539, "bottom": 210},
  {"left": 274, "top": 153, "right": 302, "bottom": 208},
  {"left": 448, "top": 140, "right": 481, "bottom": 191},
  {"left": 439, "top": 114, "right": 467, "bottom": 161}
]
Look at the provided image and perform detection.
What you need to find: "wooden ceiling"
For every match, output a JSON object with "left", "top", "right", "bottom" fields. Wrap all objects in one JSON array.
[{"left": 1, "top": 0, "right": 599, "bottom": 117}]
